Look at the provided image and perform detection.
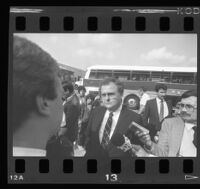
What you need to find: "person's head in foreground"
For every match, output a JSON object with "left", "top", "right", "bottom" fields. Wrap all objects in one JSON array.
[
  {"left": 13, "top": 36, "right": 64, "bottom": 156},
  {"left": 99, "top": 77, "right": 124, "bottom": 112}
]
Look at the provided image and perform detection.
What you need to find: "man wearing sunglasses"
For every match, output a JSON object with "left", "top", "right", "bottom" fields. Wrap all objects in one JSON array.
[{"left": 135, "top": 90, "right": 197, "bottom": 157}]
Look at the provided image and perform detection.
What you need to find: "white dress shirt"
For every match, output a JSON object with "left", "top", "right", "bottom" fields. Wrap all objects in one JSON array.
[
  {"left": 179, "top": 123, "right": 197, "bottom": 157},
  {"left": 99, "top": 104, "right": 123, "bottom": 143},
  {"left": 156, "top": 97, "right": 169, "bottom": 119},
  {"left": 60, "top": 101, "right": 67, "bottom": 127},
  {"left": 13, "top": 147, "right": 46, "bottom": 156}
]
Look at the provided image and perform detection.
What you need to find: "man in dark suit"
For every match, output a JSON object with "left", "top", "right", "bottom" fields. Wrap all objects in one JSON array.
[
  {"left": 143, "top": 83, "right": 172, "bottom": 142},
  {"left": 84, "top": 78, "right": 143, "bottom": 158},
  {"left": 46, "top": 82, "right": 80, "bottom": 158},
  {"left": 60, "top": 82, "right": 81, "bottom": 144}
]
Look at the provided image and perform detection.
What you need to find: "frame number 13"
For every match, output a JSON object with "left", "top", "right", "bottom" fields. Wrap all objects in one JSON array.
[{"left": 105, "top": 174, "right": 118, "bottom": 182}]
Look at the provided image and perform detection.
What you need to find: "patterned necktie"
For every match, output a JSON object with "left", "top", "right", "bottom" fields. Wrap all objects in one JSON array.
[
  {"left": 159, "top": 99, "right": 164, "bottom": 122},
  {"left": 101, "top": 112, "right": 113, "bottom": 149},
  {"left": 192, "top": 126, "right": 197, "bottom": 148}
]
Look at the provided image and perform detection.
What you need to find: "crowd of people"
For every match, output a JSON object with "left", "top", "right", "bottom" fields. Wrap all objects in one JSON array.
[{"left": 13, "top": 36, "right": 197, "bottom": 158}]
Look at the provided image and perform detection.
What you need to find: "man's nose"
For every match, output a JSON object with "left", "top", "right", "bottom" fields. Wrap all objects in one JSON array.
[
  {"left": 181, "top": 106, "right": 187, "bottom": 112},
  {"left": 105, "top": 94, "right": 110, "bottom": 101},
  {"left": 161, "top": 95, "right": 165, "bottom": 98}
]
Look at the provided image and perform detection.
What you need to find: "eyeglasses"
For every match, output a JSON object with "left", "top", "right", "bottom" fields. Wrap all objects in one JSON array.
[{"left": 176, "top": 103, "right": 197, "bottom": 110}]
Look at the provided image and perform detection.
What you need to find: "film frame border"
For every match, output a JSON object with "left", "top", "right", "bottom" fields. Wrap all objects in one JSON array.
[{"left": 8, "top": 6, "right": 200, "bottom": 184}]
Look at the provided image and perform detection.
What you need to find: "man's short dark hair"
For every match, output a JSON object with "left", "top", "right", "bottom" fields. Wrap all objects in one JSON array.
[
  {"left": 78, "top": 86, "right": 86, "bottom": 93},
  {"left": 181, "top": 90, "right": 197, "bottom": 99},
  {"left": 13, "top": 36, "right": 60, "bottom": 132},
  {"left": 63, "top": 82, "right": 74, "bottom": 94},
  {"left": 99, "top": 77, "right": 124, "bottom": 95},
  {"left": 155, "top": 83, "right": 167, "bottom": 92}
]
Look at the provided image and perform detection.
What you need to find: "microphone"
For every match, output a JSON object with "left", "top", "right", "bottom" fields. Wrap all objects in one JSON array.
[
  {"left": 111, "top": 133, "right": 153, "bottom": 157},
  {"left": 111, "top": 133, "right": 133, "bottom": 152},
  {"left": 129, "top": 121, "right": 149, "bottom": 134},
  {"left": 111, "top": 133, "right": 125, "bottom": 146}
]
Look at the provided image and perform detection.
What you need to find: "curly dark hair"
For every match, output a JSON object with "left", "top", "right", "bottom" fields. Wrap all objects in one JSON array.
[
  {"left": 86, "top": 93, "right": 95, "bottom": 102},
  {"left": 155, "top": 83, "right": 167, "bottom": 92},
  {"left": 78, "top": 86, "right": 86, "bottom": 93},
  {"left": 63, "top": 82, "right": 74, "bottom": 94}
]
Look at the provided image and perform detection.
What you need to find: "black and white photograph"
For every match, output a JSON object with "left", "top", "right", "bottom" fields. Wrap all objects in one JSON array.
[{"left": 12, "top": 33, "right": 197, "bottom": 159}]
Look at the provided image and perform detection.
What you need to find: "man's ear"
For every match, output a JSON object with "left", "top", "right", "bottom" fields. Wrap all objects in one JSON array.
[{"left": 36, "top": 95, "right": 51, "bottom": 116}]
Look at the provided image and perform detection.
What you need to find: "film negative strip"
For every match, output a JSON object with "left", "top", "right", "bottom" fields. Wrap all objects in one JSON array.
[{"left": 8, "top": 5, "right": 200, "bottom": 184}]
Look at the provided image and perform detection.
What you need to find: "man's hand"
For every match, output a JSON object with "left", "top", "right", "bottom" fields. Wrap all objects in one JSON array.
[
  {"left": 135, "top": 131, "right": 152, "bottom": 150},
  {"left": 131, "top": 145, "right": 153, "bottom": 157},
  {"left": 117, "top": 135, "right": 132, "bottom": 152}
]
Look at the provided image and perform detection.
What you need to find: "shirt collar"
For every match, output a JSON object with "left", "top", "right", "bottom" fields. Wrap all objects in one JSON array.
[
  {"left": 156, "top": 97, "right": 164, "bottom": 103},
  {"left": 185, "top": 122, "right": 196, "bottom": 130}
]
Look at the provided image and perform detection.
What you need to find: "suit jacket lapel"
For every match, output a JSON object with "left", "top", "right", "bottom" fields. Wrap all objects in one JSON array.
[
  {"left": 95, "top": 107, "right": 106, "bottom": 144},
  {"left": 111, "top": 106, "right": 129, "bottom": 137},
  {"left": 166, "top": 100, "right": 172, "bottom": 115},
  {"left": 170, "top": 117, "right": 185, "bottom": 156},
  {"left": 153, "top": 99, "right": 160, "bottom": 121}
]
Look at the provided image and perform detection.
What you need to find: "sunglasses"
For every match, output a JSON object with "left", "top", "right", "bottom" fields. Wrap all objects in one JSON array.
[{"left": 176, "top": 103, "right": 197, "bottom": 110}]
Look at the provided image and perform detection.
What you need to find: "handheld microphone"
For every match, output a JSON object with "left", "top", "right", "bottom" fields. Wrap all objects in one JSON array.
[
  {"left": 111, "top": 133, "right": 156, "bottom": 157},
  {"left": 128, "top": 121, "right": 149, "bottom": 135},
  {"left": 111, "top": 133, "right": 133, "bottom": 152}
]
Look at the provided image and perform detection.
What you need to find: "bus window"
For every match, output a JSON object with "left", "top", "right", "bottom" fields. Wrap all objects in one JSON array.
[
  {"left": 171, "top": 72, "right": 195, "bottom": 84},
  {"left": 151, "top": 71, "right": 171, "bottom": 82},
  {"left": 151, "top": 71, "right": 162, "bottom": 82},
  {"left": 194, "top": 73, "right": 197, "bottom": 84},
  {"left": 96, "top": 70, "right": 112, "bottom": 79},
  {"left": 89, "top": 70, "right": 97, "bottom": 79},
  {"left": 113, "top": 70, "right": 131, "bottom": 81},
  {"left": 132, "top": 71, "right": 151, "bottom": 81},
  {"left": 162, "top": 72, "right": 171, "bottom": 82}
]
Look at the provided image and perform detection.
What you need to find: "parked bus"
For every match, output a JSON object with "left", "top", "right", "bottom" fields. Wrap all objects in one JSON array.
[{"left": 83, "top": 65, "right": 197, "bottom": 106}]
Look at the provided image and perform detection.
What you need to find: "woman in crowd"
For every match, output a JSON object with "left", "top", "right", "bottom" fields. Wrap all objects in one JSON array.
[{"left": 77, "top": 93, "right": 96, "bottom": 147}]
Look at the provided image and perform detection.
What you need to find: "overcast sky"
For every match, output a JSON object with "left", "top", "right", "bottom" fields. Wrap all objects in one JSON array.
[{"left": 15, "top": 33, "right": 197, "bottom": 71}]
